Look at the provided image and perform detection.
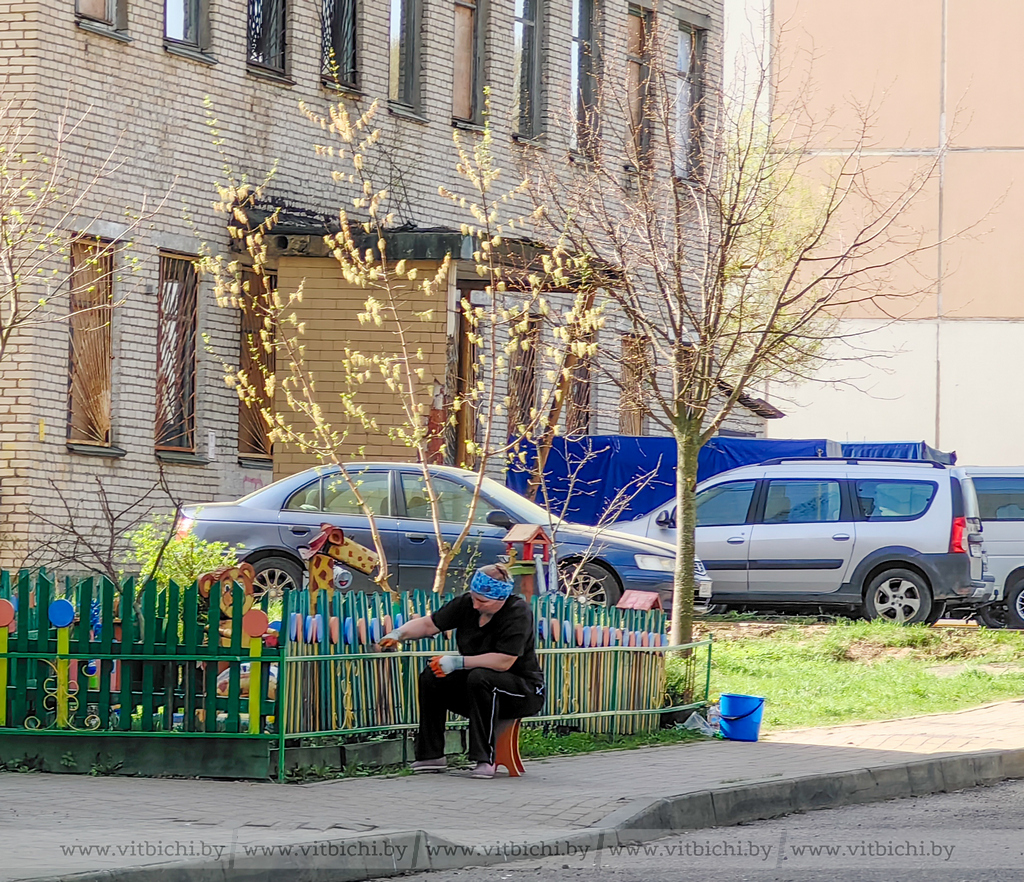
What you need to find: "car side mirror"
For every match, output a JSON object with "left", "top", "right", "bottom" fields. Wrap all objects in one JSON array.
[
  {"left": 486, "top": 510, "right": 515, "bottom": 530},
  {"left": 655, "top": 507, "right": 677, "bottom": 529}
]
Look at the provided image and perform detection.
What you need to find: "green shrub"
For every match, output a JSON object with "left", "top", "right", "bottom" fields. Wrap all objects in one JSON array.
[{"left": 125, "top": 516, "right": 242, "bottom": 591}]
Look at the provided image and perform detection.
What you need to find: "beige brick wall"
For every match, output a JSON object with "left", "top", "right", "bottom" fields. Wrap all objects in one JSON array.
[{"left": 0, "top": 0, "right": 731, "bottom": 568}]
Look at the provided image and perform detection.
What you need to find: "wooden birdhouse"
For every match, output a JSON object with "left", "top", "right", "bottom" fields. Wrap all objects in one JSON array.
[{"left": 503, "top": 524, "right": 553, "bottom": 601}]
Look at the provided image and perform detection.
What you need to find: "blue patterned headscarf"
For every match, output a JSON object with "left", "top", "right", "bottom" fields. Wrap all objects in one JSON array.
[{"left": 470, "top": 568, "right": 514, "bottom": 601}]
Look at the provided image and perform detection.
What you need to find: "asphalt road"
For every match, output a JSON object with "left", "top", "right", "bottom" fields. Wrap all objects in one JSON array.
[{"left": 408, "top": 779, "right": 1024, "bottom": 882}]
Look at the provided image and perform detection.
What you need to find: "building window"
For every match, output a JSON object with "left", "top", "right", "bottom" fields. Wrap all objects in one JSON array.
[
  {"left": 389, "top": 0, "right": 421, "bottom": 109},
  {"left": 513, "top": 0, "right": 541, "bottom": 137},
  {"left": 67, "top": 239, "right": 114, "bottom": 447},
  {"left": 674, "top": 21, "right": 705, "bottom": 178},
  {"left": 321, "top": 0, "right": 357, "bottom": 86},
  {"left": 626, "top": 4, "right": 653, "bottom": 166},
  {"left": 165, "top": 0, "right": 209, "bottom": 48},
  {"left": 156, "top": 254, "right": 199, "bottom": 452},
  {"left": 508, "top": 315, "right": 541, "bottom": 439},
  {"left": 570, "top": 0, "right": 598, "bottom": 154},
  {"left": 238, "top": 271, "right": 276, "bottom": 459},
  {"left": 76, "top": 0, "right": 127, "bottom": 31},
  {"left": 565, "top": 331, "right": 593, "bottom": 436},
  {"left": 453, "top": 0, "right": 485, "bottom": 123},
  {"left": 619, "top": 333, "right": 649, "bottom": 435},
  {"left": 248, "top": 0, "right": 286, "bottom": 73}
]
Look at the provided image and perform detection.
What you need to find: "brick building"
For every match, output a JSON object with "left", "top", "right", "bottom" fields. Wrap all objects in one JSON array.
[{"left": 0, "top": 0, "right": 772, "bottom": 567}]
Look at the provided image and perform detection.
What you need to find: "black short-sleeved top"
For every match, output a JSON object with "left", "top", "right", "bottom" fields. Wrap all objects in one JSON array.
[{"left": 431, "top": 594, "right": 544, "bottom": 689}]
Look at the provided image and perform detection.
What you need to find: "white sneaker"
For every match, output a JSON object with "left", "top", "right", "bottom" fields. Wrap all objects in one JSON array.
[
  {"left": 410, "top": 757, "right": 448, "bottom": 773},
  {"left": 470, "top": 762, "right": 496, "bottom": 779}
]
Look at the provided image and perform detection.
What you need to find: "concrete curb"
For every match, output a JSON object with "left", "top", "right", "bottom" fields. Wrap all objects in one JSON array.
[{"left": 14, "top": 747, "right": 1024, "bottom": 882}]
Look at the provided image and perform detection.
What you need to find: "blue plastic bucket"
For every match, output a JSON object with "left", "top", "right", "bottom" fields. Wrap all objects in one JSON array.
[{"left": 719, "top": 693, "right": 766, "bottom": 742}]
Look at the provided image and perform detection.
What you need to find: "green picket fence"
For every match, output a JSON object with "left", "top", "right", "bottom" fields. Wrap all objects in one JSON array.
[{"left": 0, "top": 570, "right": 711, "bottom": 778}]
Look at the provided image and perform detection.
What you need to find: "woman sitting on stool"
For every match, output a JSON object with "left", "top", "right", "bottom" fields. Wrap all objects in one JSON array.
[{"left": 379, "top": 564, "right": 545, "bottom": 779}]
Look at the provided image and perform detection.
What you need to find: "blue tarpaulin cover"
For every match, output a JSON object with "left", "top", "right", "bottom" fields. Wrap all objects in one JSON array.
[
  {"left": 840, "top": 441, "right": 956, "bottom": 464},
  {"left": 506, "top": 436, "right": 839, "bottom": 526}
]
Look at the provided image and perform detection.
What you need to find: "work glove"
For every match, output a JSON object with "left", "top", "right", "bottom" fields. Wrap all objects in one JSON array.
[
  {"left": 378, "top": 629, "right": 403, "bottom": 651},
  {"left": 429, "top": 655, "right": 465, "bottom": 677}
]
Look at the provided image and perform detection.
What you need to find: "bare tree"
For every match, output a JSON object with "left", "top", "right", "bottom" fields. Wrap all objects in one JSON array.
[{"left": 528, "top": 10, "right": 946, "bottom": 643}]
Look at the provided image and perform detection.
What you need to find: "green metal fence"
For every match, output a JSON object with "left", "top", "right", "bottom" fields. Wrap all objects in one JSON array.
[{"left": 0, "top": 570, "right": 712, "bottom": 779}]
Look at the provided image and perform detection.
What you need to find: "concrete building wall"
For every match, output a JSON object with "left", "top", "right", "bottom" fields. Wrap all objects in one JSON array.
[{"left": 764, "top": 0, "right": 1024, "bottom": 465}]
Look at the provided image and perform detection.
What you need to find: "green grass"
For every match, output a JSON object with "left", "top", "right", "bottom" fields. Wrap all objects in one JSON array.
[{"left": 671, "top": 620, "right": 1024, "bottom": 732}]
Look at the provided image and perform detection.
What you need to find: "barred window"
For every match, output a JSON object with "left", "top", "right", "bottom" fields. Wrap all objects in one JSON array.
[
  {"left": 248, "top": 0, "right": 286, "bottom": 73},
  {"left": 321, "top": 0, "right": 356, "bottom": 86},
  {"left": 155, "top": 254, "right": 198, "bottom": 452},
  {"left": 508, "top": 315, "right": 541, "bottom": 439},
  {"left": 619, "top": 333, "right": 649, "bottom": 435},
  {"left": 565, "top": 331, "right": 594, "bottom": 436},
  {"left": 513, "top": 0, "right": 541, "bottom": 137},
  {"left": 238, "top": 270, "right": 276, "bottom": 459},
  {"left": 67, "top": 239, "right": 114, "bottom": 447}
]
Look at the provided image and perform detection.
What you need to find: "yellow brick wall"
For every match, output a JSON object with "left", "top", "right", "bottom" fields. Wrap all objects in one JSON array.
[{"left": 273, "top": 257, "right": 450, "bottom": 479}]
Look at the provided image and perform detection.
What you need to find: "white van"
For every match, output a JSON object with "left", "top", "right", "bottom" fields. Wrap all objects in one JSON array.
[
  {"left": 614, "top": 458, "right": 993, "bottom": 623},
  {"left": 963, "top": 467, "right": 1024, "bottom": 628}
]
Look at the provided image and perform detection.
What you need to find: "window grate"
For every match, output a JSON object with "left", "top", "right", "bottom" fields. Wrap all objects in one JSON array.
[
  {"left": 321, "top": 0, "right": 356, "bottom": 85},
  {"left": 156, "top": 255, "right": 198, "bottom": 452},
  {"left": 248, "top": 0, "right": 286, "bottom": 72},
  {"left": 513, "top": 0, "right": 539, "bottom": 137},
  {"left": 238, "top": 270, "right": 276, "bottom": 458},
  {"left": 68, "top": 240, "right": 114, "bottom": 446}
]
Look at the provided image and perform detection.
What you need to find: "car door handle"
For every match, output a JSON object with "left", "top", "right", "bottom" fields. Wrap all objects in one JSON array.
[
  {"left": 405, "top": 533, "right": 428, "bottom": 543},
  {"left": 290, "top": 527, "right": 312, "bottom": 536},
  {"left": 832, "top": 534, "right": 851, "bottom": 541},
  {"left": 727, "top": 537, "right": 745, "bottom": 545}
]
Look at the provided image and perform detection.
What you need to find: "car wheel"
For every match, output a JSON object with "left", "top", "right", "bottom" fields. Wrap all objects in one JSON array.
[
  {"left": 977, "top": 601, "right": 1008, "bottom": 629},
  {"left": 863, "top": 568, "right": 933, "bottom": 624},
  {"left": 1003, "top": 580, "right": 1024, "bottom": 629},
  {"left": 251, "top": 556, "right": 304, "bottom": 599},
  {"left": 558, "top": 560, "right": 622, "bottom": 607}
]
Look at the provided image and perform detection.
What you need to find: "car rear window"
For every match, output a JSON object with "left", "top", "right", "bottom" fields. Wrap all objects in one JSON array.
[
  {"left": 853, "top": 480, "right": 937, "bottom": 521},
  {"left": 973, "top": 477, "right": 1024, "bottom": 521}
]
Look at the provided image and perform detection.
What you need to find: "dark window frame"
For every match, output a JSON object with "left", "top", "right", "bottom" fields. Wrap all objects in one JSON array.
[
  {"left": 626, "top": 3, "right": 653, "bottom": 167},
  {"left": 674, "top": 19, "right": 705, "bottom": 180},
  {"left": 321, "top": 0, "right": 357, "bottom": 87},
  {"left": 76, "top": 0, "right": 128, "bottom": 34},
  {"left": 164, "top": 0, "right": 211, "bottom": 52},
  {"left": 155, "top": 253, "right": 199, "bottom": 453},
  {"left": 452, "top": 0, "right": 487, "bottom": 124},
  {"left": 389, "top": 0, "right": 422, "bottom": 111},
  {"left": 247, "top": 0, "right": 287, "bottom": 74},
  {"left": 508, "top": 314, "right": 541, "bottom": 440},
  {"left": 618, "top": 332, "right": 649, "bottom": 435},
  {"left": 513, "top": 0, "right": 543, "bottom": 138},
  {"left": 571, "top": 0, "right": 600, "bottom": 155}
]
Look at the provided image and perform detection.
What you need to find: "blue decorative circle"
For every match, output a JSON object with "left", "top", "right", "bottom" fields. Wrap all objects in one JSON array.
[{"left": 48, "top": 599, "right": 75, "bottom": 628}]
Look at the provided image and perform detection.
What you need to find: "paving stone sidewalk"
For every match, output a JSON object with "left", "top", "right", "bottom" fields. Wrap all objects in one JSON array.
[{"left": 4, "top": 699, "right": 1024, "bottom": 882}]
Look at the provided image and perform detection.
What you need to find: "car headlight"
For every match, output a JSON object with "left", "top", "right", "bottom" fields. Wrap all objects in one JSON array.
[{"left": 634, "top": 554, "right": 675, "bottom": 572}]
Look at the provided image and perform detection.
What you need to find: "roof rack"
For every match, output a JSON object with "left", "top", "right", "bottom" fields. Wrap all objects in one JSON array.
[{"left": 757, "top": 457, "right": 947, "bottom": 469}]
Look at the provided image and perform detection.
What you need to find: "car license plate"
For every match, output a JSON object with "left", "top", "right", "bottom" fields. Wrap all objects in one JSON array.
[{"left": 699, "top": 583, "right": 712, "bottom": 598}]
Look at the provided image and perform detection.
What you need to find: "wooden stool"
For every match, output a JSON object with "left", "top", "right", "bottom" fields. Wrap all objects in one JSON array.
[{"left": 494, "top": 718, "right": 525, "bottom": 777}]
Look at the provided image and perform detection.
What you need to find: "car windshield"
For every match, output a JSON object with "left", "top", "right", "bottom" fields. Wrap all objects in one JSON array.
[{"left": 477, "top": 476, "right": 564, "bottom": 526}]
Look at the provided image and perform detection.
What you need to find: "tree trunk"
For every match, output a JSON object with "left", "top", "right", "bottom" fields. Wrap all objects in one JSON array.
[{"left": 670, "top": 424, "right": 700, "bottom": 647}]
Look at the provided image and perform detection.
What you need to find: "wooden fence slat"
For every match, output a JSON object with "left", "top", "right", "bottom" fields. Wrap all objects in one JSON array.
[
  {"left": 117, "top": 577, "right": 135, "bottom": 731},
  {"left": 140, "top": 581, "right": 157, "bottom": 731}
]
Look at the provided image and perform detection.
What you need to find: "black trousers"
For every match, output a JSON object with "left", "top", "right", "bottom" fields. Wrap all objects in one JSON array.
[{"left": 416, "top": 666, "right": 545, "bottom": 763}]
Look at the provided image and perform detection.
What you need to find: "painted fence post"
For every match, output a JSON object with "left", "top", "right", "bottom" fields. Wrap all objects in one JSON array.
[
  {"left": 243, "top": 609, "right": 269, "bottom": 735},
  {"left": 0, "top": 597, "right": 12, "bottom": 726}
]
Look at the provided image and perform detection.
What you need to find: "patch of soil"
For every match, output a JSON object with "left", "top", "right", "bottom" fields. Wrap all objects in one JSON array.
[
  {"left": 842, "top": 642, "right": 915, "bottom": 663},
  {"left": 694, "top": 621, "right": 831, "bottom": 642}
]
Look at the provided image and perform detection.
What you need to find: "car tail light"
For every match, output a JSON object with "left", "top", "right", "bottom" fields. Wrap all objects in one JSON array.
[
  {"left": 174, "top": 515, "right": 194, "bottom": 540},
  {"left": 949, "top": 516, "right": 967, "bottom": 553}
]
